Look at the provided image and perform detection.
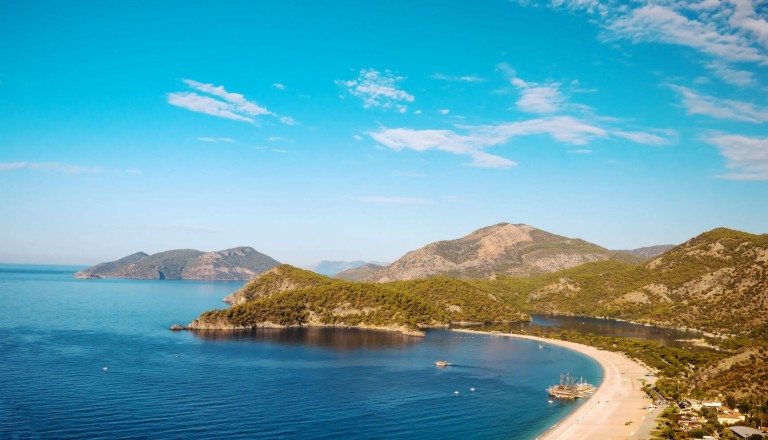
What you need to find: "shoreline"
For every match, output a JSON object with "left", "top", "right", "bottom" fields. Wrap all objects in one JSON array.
[{"left": 454, "top": 329, "right": 663, "bottom": 440}]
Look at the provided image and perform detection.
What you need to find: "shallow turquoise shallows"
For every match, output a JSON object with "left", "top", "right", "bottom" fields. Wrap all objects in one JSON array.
[{"left": 0, "top": 264, "right": 601, "bottom": 439}]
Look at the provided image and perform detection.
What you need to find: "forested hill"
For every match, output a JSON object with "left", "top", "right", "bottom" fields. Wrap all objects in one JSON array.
[
  {"left": 490, "top": 228, "right": 768, "bottom": 334},
  {"left": 187, "top": 265, "right": 528, "bottom": 335}
]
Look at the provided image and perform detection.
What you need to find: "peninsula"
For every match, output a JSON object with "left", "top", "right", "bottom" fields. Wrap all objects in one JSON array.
[{"left": 181, "top": 265, "right": 529, "bottom": 335}]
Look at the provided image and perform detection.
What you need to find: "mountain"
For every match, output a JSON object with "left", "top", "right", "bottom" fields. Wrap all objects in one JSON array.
[
  {"left": 304, "top": 260, "right": 386, "bottom": 277},
  {"left": 364, "top": 223, "right": 633, "bottom": 282},
  {"left": 499, "top": 228, "right": 768, "bottom": 333},
  {"left": 185, "top": 264, "right": 528, "bottom": 335},
  {"left": 615, "top": 245, "right": 675, "bottom": 260},
  {"left": 334, "top": 263, "right": 385, "bottom": 281},
  {"left": 75, "top": 247, "right": 280, "bottom": 281}
]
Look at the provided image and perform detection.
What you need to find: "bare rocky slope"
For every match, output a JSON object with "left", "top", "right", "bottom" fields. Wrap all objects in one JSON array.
[
  {"left": 75, "top": 247, "right": 280, "bottom": 281},
  {"left": 364, "top": 223, "right": 634, "bottom": 282}
]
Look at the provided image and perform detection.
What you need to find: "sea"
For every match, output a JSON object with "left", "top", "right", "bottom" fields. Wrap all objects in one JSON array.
[{"left": 0, "top": 264, "right": 605, "bottom": 439}]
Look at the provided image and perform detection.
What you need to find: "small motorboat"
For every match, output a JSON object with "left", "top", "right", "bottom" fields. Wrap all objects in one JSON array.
[{"left": 435, "top": 361, "right": 449, "bottom": 367}]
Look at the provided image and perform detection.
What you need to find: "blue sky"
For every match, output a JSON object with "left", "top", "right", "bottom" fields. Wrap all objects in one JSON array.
[{"left": 1, "top": 0, "right": 767, "bottom": 266}]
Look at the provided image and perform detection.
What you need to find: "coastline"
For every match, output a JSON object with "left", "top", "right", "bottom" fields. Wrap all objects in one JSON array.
[{"left": 454, "top": 330, "right": 663, "bottom": 440}]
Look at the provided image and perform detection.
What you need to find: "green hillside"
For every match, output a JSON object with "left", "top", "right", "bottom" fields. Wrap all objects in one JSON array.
[{"left": 192, "top": 265, "right": 528, "bottom": 334}]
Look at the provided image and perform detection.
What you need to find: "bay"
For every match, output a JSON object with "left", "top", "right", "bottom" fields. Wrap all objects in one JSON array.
[{"left": 0, "top": 264, "right": 600, "bottom": 439}]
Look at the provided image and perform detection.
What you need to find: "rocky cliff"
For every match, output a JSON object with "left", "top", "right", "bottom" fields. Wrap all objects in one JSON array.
[
  {"left": 364, "top": 223, "right": 626, "bottom": 282},
  {"left": 75, "top": 247, "right": 280, "bottom": 281}
]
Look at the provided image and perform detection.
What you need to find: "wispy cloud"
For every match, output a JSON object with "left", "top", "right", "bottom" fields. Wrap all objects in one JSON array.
[
  {"left": 530, "top": 1, "right": 766, "bottom": 87},
  {"left": 0, "top": 162, "right": 137, "bottom": 174},
  {"left": 439, "top": 109, "right": 450, "bottom": 115},
  {"left": 432, "top": 73, "right": 484, "bottom": 82},
  {"left": 168, "top": 79, "right": 294, "bottom": 125},
  {"left": 337, "top": 69, "right": 414, "bottom": 113},
  {"left": 358, "top": 196, "right": 431, "bottom": 205},
  {"left": 498, "top": 64, "right": 568, "bottom": 114},
  {"left": 705, "top": 62, "right": 756, "bottom": 87},
  {"left": 611, "top": 129, "right": 675, "bottom": 145},
  {"left": 272, "top": 83, "right": 286, "bottom": 90},
  {"left": 272, "top": 149, "right": 289, "bottom": 153},
  {"left": 704, "top": 133, "right": 768, "bottom": 180},
  {"left": 568, "top": 149, "right": 593, "bottom": 154},
  {"left": 197, "top": 137, "right": 235, "bottom": 143},
  {"left": 368, "top": 116, "right": 675, "bottom": 168},
  {"left": 669, "top": 85, "right": 768, "bottom": 123}
]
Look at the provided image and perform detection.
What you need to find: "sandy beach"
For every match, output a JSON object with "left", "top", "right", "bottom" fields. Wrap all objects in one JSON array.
[{"left": 455, "top": 330, "right": 663, "bottom": 440}]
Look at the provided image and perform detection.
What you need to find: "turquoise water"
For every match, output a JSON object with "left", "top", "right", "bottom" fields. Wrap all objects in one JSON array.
[{"left": 0, "top": 264, "right": 601, "bottom": 439}]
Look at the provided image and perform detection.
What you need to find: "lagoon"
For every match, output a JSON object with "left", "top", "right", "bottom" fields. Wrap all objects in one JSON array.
[{"left": 0, "top": 264, "right": 602, "bottom": 439}]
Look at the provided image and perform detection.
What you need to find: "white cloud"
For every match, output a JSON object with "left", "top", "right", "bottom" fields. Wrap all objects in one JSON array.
[
  {"left": 705, "top": 62, "right": 756, "bottom": 86},
  {"left": 272, "top": 149, "right": 289, "bottom": 153},
  {"left": 432, "top": 73, "right": 485, "bottom": 82},
  {"left": 669, "top": 85, "right": 768, "bottom": 123},
  {"left": 367, "top": 127, "right": 517, "bottom": 169},
  {"left": 358, "top": 196, "right": 431, "bottom": 205},
  {"left": 611, "top": 129, "right": 674, "bottom": 145},
  {"left": 368, "top": 116, "right": 676, "bottom": 168},
  {"left": 268, "top": 136, "right": 286, "bottom": 142},
  {"left": 704, "top": 133, "right": 768, "bottom": 180},
  {"left": 517, "top": 85, "right": 565, "bottom": 113},
  {"left": 439, "top": 109, "right": 450, "bottom": 115},
  {"left": 182, "top": 79, "right": 271, "bottom": 116},
  {"left": 167, "top": 92, "right": 255, "bottom": 122},
  {"left": 498, "top": 64, "right": 567, "bottom": 114},
  {"left": 168, "top": 79, "right": 294, "bottom": 125},
  {"left": 197, "top": 137, "right": 235, "bottom": 143},
  {"left": 0, "top": 162, "right": 137, "bottom": 174},
  {"left": 336, "top": 69, "right": 415, "bottom": 112},
  {"left": 533, "top": 1, "right": 767, "bottom": 88},
  {"left": 0, "top": 162, "right": 27, "bottom": 171},
  {"left": 279, "top": 116, "right": 297, "bottom": 125},
  {"left": 272, "top": 83, "right": 286, "bottom": 90},
  {"left": 568, "top": 149, "right": 593, "bottom": 154},
  {"left": 352, "top": 135, "right": 363, "bottom": 141},
  {"left": 414, "top": 110, "right": 422, "bottom": 114}
]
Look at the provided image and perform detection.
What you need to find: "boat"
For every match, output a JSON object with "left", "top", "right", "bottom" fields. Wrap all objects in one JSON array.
[
  {"left": 434, "top": 361, "right": 448, "bottom": 367},
  {"left": 547, "top": 373, "right": 595, "bottom": 399},
  {"left": 539, "top": 344, "right": 544, "bottom": 349}
]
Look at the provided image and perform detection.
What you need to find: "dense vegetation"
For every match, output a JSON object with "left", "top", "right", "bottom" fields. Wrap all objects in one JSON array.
[
  {"left": 474, "top": 228, "right": 768, "bottom": 334},
  {"left": 195, "top": 265, "right": 528, "bottom": 333}
]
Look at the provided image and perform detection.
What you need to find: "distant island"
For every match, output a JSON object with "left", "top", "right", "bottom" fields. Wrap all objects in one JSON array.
[{"left": 75, "top": 247, "right": 280, "bottom": 281}]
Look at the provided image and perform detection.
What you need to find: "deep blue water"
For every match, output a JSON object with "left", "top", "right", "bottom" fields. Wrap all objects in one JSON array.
[{"left": 0, "top": 264, "right": 601, "bottom": 439}]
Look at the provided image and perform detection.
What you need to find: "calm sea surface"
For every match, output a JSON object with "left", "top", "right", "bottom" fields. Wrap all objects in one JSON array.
[{"left": 0, "top": 264, "right": 602, "bottom": 439}]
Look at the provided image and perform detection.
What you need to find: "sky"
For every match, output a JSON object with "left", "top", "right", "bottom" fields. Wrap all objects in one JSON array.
[{"left": 1, "top": 0, "right": 767, "bottom": 266}]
